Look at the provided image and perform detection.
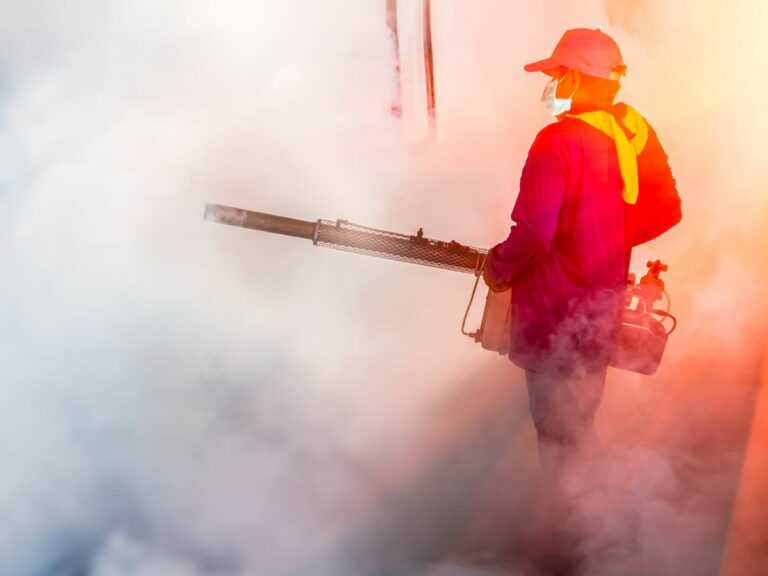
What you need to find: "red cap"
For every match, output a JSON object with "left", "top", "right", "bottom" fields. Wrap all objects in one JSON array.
[{"left": 524, "top": 28, "right": 626, "bottom": 80}]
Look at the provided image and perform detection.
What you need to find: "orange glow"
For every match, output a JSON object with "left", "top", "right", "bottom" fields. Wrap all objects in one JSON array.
[{"left": 719, "top": 340, "right": 768, "bottom": 575}]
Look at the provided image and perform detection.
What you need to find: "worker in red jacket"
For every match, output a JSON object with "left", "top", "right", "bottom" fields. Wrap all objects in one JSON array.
[
  {"left": 483, "top": 27, "right": 681, "bottom": 573},
  {"left": 484, "top": 27, "right": 681, "bottom": 483}
]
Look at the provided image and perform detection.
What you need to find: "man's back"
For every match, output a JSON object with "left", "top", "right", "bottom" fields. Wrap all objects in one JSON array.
[
  {"left": 488, "top": 103, "right": 680, "bottom": 370},
  {"left": 509, "top": 114, "right": 628, "bottom": 369}
]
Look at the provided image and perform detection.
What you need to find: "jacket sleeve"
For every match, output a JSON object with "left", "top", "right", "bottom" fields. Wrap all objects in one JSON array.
[
  {"left": 631, "top": 124, "right": 682, "bottom": 246},
  {"left": 485, "top": 128, "right": 568, "bottom": 285}
]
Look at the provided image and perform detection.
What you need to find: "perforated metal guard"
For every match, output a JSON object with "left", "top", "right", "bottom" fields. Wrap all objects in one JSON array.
[{"left": 315, "top": 219, "right": 487, "bottom": 275}]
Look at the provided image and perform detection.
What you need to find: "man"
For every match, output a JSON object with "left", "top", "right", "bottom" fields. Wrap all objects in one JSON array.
[
  {"left": 483, "top": 28, "right": 681, "bottom": 570},
  {"left": 485, "top": 27, "right": 680, "bottom": 471}
]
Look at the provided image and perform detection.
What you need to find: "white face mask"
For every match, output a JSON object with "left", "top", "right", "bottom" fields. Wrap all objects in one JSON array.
[{"left": 541, "top": 75, "right": 577, "bottom": 117}]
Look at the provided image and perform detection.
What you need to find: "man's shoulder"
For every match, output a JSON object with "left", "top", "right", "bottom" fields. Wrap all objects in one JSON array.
[
  {"left": 614, "top": 102, "right": 655, "bottom": 128},
  {"left": 532, "top": 119, "right": 585, "bottom": 145},
  {"left": 531, "top": 116, "right": 606, "bottom": 151},
  {"left": 612, "top": 102, "right": 667, "bottom": 155}
]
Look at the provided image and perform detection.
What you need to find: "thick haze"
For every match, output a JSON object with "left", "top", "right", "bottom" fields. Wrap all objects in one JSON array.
[{"left": 2, "top": 1, "right": 767, "bottom": 575}]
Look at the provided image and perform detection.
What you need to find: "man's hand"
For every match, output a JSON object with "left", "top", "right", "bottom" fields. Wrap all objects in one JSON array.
[{"left": 483, "top": 267, "right": 511, "bottom": 293}]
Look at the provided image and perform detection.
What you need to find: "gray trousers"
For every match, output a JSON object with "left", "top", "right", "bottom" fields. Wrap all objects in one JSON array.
[
  {"left": 525, "top": 365, "right": 607, "bottom": 478},
  {"left": 524, "top": 366, "right": 607, "bottom": 574}
]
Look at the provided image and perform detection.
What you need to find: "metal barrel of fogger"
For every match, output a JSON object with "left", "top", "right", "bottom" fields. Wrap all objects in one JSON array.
[
  {"left": 204, "top": 203, "right": 487, "bottom": 275},
  {"left": 204, "top": 203, "right": 317, "bottom": 239}
]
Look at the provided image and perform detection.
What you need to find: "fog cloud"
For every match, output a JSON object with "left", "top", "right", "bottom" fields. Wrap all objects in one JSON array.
[{"left": 2, "top": 1, "right": 767, "bottom": 575}]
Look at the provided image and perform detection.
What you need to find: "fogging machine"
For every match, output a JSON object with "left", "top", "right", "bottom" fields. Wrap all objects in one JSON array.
[{"left": 204, "top": 204, "right": 677, "bottom": 375}]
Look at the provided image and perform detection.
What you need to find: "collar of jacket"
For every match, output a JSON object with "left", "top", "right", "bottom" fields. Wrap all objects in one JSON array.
[{"left": 561, "top": 103, "right": 648, "bottom": 205}]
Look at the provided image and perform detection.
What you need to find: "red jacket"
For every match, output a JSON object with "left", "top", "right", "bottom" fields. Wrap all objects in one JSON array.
[{"left": 485, "top": 103, "right": 681, "bottom": 371}]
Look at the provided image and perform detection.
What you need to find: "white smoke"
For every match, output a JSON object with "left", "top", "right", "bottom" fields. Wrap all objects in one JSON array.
[{"left": 2, "top": 1, "right": 767, "bottom": 575}]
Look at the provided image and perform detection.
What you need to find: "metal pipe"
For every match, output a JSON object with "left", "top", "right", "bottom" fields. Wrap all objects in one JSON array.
[
  {"left": 204, "top": 203, "right": 487, "bottom": 275},
  {"left": 423, "top": 0, "right": 436, "bottom": 137},
  {"left": 387, "top": 0, "right": 403, "bottom": 118},
  {"left": 204, "top": 203, "right": 316, "bottom": 240}
]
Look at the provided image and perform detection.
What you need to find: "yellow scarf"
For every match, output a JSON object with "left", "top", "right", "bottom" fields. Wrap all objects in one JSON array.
[{"left": 565, "top": 105, "right": 648, "bottom": 205}]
